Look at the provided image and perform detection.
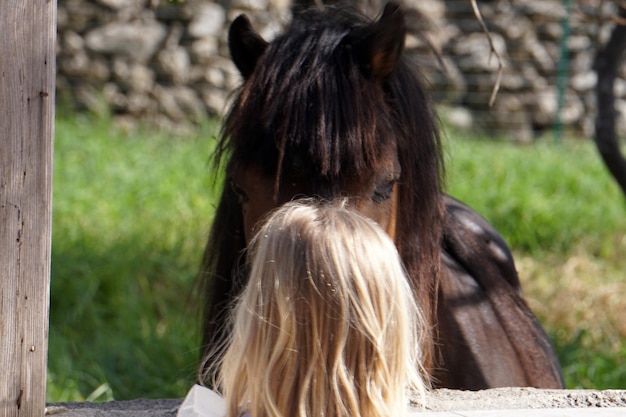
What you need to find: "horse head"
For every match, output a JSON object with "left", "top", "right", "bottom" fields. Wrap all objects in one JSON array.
[
  {"left": 222, "top": 4, "right": 428, "bottom": 243},
  {"left": 201, "top": 2, "right": 444, "bottom": 377}
]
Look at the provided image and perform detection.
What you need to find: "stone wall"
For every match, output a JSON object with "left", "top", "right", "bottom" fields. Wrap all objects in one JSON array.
[
  {"left": 56, "top": 0, "right": 289, "bottom": 134},
  {"left": 425, "top": 0, "right": 617, "bottom": 141},
  {"left": 56, "top": 0, "right": 619, "bottom": 140}
]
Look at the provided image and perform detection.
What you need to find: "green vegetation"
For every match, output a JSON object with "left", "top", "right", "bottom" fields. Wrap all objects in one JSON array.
[
  {"left": 49, "top": 114, "right": 220, "bottom": 402},
  {"left": 445, "top": 133, "right": 626, "bottom": 256},
  {"left": 48, "top": 114, "right": 626, "bottom": 402}
]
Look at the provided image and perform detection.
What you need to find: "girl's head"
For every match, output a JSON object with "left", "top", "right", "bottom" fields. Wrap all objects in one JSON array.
[{"left": 218, "top": 199, "right": 428, "bottom": 417}]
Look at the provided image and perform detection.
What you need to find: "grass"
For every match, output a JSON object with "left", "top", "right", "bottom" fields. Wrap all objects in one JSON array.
[
  {"left": 48, "top": 114, "right": 220, "bottom": 402},
  {"left": 48, "top": 113, "right": 626, "bottom": 402},
  {"left": 444, "top": 133, "right": 626, "bottom": 256}
]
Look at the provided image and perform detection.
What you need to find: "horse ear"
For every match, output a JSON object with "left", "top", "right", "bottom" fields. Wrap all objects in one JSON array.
[
  {"left": 228, "top": 14, "right": 269, "bottom": 79},
  {"left": 358, "top": 2, "right": 406, "bottom": 82}
]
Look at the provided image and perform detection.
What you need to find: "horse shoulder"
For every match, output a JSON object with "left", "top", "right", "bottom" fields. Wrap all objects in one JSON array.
[
  {"left": 435, "top": 195, "right": 564, "bottom": 389},
  {"left": 441, "top": 195, "right": 521, "bottom": 293}
]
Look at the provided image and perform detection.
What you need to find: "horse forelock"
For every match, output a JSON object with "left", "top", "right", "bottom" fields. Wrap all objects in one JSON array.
[{"left": 220, "top": 9, "right": 394, "bottom": 185}]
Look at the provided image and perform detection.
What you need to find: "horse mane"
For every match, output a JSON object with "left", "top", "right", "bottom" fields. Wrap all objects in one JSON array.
[
  {"left": 381, "top": 44, "right": 445, "bottom": 369},
  {"left": 200, "top": 4, "right": 445, "bottom": 372}
]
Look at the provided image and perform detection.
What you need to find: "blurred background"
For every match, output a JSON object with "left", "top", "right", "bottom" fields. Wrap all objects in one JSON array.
[{"left": 50, "top": 0, "right": 626, "bottom": 402}]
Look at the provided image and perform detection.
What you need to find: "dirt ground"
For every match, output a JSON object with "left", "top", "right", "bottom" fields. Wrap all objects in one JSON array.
[
  {"left": 46, "top": 388, "right": 626, "bottom": 416},
  {"left": 418, "top": 388, "right": 626, "bottom": 410}
]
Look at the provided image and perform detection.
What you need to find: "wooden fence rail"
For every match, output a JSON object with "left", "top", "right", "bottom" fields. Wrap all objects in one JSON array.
[{"left": 0, "top": 1, "right": 57, "bottom": 416}]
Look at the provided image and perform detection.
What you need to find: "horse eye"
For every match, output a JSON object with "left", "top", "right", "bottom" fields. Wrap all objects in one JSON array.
[
  {"left": 229, "top": 179, "right": 249, "bottom": 204},
  {"left": 372, "top": 180, "right": 396, "bottom": 203}
]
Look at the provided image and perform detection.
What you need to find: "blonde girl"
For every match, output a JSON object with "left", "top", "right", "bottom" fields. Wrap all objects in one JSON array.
[{"left": 211, "top": 199, "right": 428, "bottom": 417}]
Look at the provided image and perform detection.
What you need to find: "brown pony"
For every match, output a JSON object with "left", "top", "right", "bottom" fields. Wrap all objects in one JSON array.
[{"left": 199, "top": 3, "right": 564, "bottom": 389}]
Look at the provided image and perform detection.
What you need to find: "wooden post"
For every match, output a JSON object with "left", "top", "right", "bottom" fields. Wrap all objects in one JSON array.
[{"left": 0, "top": 1, "right": 57, "bottom": 416}]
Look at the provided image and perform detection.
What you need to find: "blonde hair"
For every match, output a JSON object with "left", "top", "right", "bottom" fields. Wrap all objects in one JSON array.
[{"left": 215, "top": 199, "right": 428, "bottom": 417}]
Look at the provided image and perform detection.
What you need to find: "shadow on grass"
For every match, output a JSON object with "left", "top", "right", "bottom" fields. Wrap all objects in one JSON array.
[{"left": 48, "top": 235, "right": 202, "bottom": 401}]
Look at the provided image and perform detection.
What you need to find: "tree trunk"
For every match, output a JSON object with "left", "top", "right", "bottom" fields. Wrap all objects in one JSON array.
[{"left": 594, "top": 3, "right": 626, "bottom": 198}]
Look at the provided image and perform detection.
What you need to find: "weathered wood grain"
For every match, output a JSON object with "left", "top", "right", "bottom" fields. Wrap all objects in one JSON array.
[{"left": 0, "top": 1, "right": 57, "bottom": 416}]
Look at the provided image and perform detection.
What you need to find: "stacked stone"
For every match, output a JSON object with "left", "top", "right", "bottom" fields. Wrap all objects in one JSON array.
[
  {"left": 56, "top": 0, "right": 290, "bottom": 133},
  {"left": 56, "top": 0, "right": 618, "bottom": 139},
  {"left": 422, "top": 0, "right": 615, "bottom": 141}
]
